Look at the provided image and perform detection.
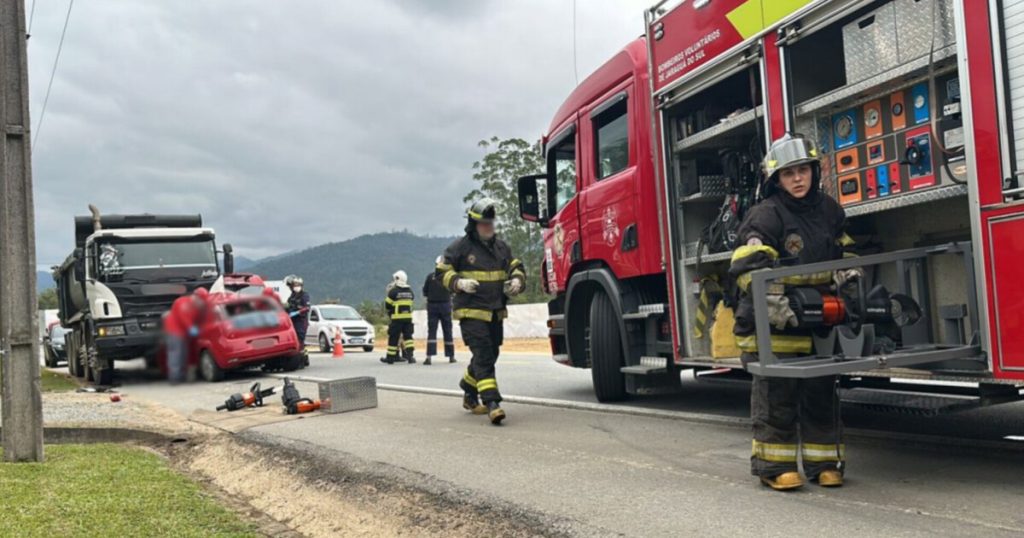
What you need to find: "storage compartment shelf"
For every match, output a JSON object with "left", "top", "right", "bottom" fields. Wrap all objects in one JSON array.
[
  {"left": 672, "top": 106, "right": 763, "bottom": 154},
  {"left": 679, "top": 191, "right": 726, "bottom": 204},
  {"left": 682, "top": 248, "right": 732, "bottom": 266},
  {"left": 795, "top": 44, "right": 957, "bottom": 117},
  {"left": 844, "top": 183, "right": 968, "bottom": 217}
]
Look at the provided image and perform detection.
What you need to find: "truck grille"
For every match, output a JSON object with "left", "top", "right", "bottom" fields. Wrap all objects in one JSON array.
[{"left": 117, "top": 295, "right": 177, "bottom": 317}]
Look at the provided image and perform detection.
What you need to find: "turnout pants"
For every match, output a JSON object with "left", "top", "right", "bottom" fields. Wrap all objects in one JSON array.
[
  {"left": 745, "top": 353, "right": 845, "bottom": 478},
  {"left": 458, "top": 318, "right": 503, "bottom": 404},
  {"left": 387, "top": 319, "right": 415, "bottom": 360},
  {"left": 426, "top": 302, "right": 455, "bottom": 358}
]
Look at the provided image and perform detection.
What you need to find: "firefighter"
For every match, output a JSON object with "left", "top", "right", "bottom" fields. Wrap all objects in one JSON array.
[
  {"left": 422, "top": 255, "right": 456, "bottom": 365},
  {"left": 382, "top": 270, "right": 416, "bottom": 364},
  {"left": 729, "top": 133, "right": 857, "bottom": 491},
  {"left": 285, "top": 276, "right": 311, "bottom": 345},
  {"left": 437, "top": 198, "right": 526, "bottom": 425}
]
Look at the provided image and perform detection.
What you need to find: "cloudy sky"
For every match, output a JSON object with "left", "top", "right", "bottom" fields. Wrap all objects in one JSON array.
[{"left": 26, "top": 0, "right": 652, "bottom": 266}]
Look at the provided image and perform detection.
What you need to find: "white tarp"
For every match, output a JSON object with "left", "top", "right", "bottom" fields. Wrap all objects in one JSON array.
[{"left": 412, "top": 302, "right": 548, "bottom": 339}]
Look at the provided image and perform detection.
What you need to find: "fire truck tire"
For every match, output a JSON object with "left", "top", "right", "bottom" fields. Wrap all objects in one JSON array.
[
  {"left": 589, "top": 291, "right": 627, "bottom": 402},
  {"left": 200, "top": 351, "right": 226, "bottom": 382}
]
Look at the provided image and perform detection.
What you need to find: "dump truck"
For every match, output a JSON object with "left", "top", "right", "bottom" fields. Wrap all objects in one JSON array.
[{"left": 53, "top": 207, "right": 234, "bottom": 384}]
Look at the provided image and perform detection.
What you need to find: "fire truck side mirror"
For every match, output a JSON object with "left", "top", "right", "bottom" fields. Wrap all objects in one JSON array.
[
  {"left": 517, "top": 173, "right": 549, "bottom": 226},
  {"left": 222, "top": 243, "right": 235, "bottom": 275}
]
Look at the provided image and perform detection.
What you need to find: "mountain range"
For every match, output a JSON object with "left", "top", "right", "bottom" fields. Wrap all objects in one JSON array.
[{"left": 38, "top": 232, "right": 457, "bottom": 306}]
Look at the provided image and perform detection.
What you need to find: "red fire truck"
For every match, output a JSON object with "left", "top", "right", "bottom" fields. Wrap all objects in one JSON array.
[{"left": 517, "top": 0, "right": 1024, "bottom": 413}]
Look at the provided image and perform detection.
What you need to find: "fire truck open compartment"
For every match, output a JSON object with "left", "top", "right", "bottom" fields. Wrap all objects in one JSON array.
[{"left": 662, "top": 0, "right": 987, "bottom": 379}]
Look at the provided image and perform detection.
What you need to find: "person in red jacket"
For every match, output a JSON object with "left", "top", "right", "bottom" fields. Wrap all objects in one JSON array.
[{"left": 163, "top": 288, "right": 209, "bottom": 383}]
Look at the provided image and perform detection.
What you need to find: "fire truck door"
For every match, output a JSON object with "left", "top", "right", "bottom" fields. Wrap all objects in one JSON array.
[{"left": 544, "top": 124, "right": 582, "bottom": 294}]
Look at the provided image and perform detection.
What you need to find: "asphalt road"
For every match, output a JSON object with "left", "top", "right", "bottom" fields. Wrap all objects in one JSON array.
[
  {"left": 115, "top": 348, "right": 1024, "bottom": 442},
  {"left": 106, "top": 350, "right": 1024, "bottom": 536}
]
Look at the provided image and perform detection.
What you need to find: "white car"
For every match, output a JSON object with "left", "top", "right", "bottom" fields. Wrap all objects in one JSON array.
[{"left": 306, "top": 304, "right": 376, "bottom": 352}]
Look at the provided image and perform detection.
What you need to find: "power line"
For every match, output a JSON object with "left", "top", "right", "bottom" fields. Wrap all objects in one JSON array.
[
  {"left": 572, "top": 0, "right": 579, "bottom": 86},
  {"left": 28, "top": 0, "right": 37, "bottom": 34},
  {"left": 34, "top": 0, "right": 75, "bottom": 148}
]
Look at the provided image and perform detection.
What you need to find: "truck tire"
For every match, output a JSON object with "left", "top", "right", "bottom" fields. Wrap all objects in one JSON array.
[
  {"left": 589, "top": 290, "right": 627, "bottom": 402},
  {"left": 319, "top": 333, "right": 331, "bottom": 353},
  {"left": 44, "top": 346, "right": 57, "bottom": 368},
  {"left": 200, "top": 351, "right": 226, "bottom": 382},
  {"left": 92, "top": 362, "right": 113, "bottom": 386},
  {"left": 70, "top": 344, "right": 85, "bottom": 378}
]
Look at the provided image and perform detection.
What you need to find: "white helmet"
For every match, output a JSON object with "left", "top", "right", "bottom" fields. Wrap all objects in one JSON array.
[
  {"left": 393, "top": 270, "right": 408, "bottom": 286},
  {"left": 435, "top": 255, "right": 444, "bottom": 265}
]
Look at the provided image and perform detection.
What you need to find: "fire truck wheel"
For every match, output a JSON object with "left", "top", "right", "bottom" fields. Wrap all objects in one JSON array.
[
  {"left": 200, "top": 351, "right": 226, "bottom": 382},
  {"left": 589, "top": 290, "right": 627, "bottom": 402}
]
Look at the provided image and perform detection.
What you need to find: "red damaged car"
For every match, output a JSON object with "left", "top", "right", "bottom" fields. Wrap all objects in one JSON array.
[{"left": 194, "top": 291, "right": 306, "bottom": 381}]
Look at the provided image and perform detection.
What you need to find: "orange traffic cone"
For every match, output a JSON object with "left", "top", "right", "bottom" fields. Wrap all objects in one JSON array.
[{"left": 333, "top": 330, "right": 345, "bottom": 358}]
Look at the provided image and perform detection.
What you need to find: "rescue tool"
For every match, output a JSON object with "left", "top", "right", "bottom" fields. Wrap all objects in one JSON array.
[
  {"left": 281, "top": 378, "right": 321, "bottom": 415},
  {"left": 216, "top": 382, "right": 276, "bottom": 412}
]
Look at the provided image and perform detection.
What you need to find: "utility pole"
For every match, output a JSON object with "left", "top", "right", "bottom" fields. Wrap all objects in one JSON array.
[{"left": 1, "top": 0, "right": 44, "bottom": 462}]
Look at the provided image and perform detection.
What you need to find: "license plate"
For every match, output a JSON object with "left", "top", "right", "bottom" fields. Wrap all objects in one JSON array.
[
  {"left": 349, "top": 338, "right": 364, "bottom": 344},
  {"left": 251, "top": 337, "right": 277, "bottom": 349}
]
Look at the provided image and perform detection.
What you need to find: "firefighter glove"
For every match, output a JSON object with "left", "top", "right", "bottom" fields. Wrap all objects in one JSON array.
[
  {"left": 456, "top": 278, "right": 480, "bottom": 294},
  {"left": 832, "top": 268, "right": 864, "bottom": 290},
  {"left": 766, "top": 294, "right": 799, "bottom": 330},
  {"left": 503, "top": 277, "right": 524, "bottom": 297}
]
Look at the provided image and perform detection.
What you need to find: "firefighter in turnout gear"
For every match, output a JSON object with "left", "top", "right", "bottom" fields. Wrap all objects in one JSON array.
[
  {"left": 437, "top": 198, "right": 525, "bottom": 425},
  {"left": 423, "top": 256, "right": 456, "bottom": 365},
  {"left": 381, "top": 270, "right": 416, "bottom": 364},
  {"left": 729, "top": 134, "right": 853, "bottom": 491}
]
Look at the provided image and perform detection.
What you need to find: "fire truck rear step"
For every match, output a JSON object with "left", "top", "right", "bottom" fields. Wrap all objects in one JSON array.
[
  {"left": 621, "top": 356, "right": 669, "bottom": 375},
  {"left": 840, "top": 388, "right": 996, "bottom": 416}
]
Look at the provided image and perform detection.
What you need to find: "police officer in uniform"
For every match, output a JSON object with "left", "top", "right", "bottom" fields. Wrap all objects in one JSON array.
[
  {"left": 381, "top": 270, "right": 416, "bottom": 364},
  {"left": 422, "top": 256, "right": 456, "bottom": 365},
  {"left": 729, "top": 134, "right": 858, "bottom": 491},
  {"left": 437, "top": 198, "right": 525, "bottom": 425}
]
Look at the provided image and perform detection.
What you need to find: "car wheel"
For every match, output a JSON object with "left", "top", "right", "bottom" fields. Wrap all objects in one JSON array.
[
  {"left": 362, "top": 346, "right": 374, "bottom": 353},
  {"left": 282, "top": 353, "right": 305, "bottom": 372},
  {"left": 200, "top": 351, "right": 225, "bottom": 382},
  {"left": 44, "top": 346, "right": 56, "bottom": 368},
  {"left": 319, "top": 333, "right": 331, "bottom": 353},
  {"left": 589, "top": 290, "right": 627, "bottom": 402}
]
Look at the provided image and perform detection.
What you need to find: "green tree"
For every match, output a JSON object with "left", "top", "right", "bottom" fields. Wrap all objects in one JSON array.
[
  {"left": 465, "top": 137, "right": 546, "bottom": 303},
  {"left": 356, "top": 299, "right": 389, "bottom": 330},
  {"left": 38, "top": 288, "right": 58, "bottom": 310}
]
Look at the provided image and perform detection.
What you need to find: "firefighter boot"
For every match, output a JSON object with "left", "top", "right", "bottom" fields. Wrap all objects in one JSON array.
[
  {"left": 487, "top": 401, "right": 505, "bottom": 425},
  {"left": 424, "top": 357, "right": 432, "bottom": 366},
  {"left": 816, "top": 470, "right": 843, "bottom": 487},
  {"left": 449, "top": 356, "right": 457, "bottom": 363},
  {"left": 380, "top": 356, "right": 394, "bottom": 365},
  {"left": 463, "top": 393, "right": 487, "bottom": 415},
  {"left": 760, "top": 472, "right": 803, "bottom": 491}
]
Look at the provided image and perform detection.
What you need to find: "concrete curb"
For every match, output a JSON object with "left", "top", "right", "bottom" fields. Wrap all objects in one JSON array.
[{"left": 0, "top": 426, "right": 181, "bottom": 445}]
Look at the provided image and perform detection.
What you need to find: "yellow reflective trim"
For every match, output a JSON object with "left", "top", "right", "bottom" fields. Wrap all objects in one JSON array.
[
  {"left": 459, "top": 270, "right": 507, "bottom": 282},
  {"left": 731, "top": 244, "right": 779, "bottom": 264},
  {"left": 776, "top": 271, "right": 833, "bottom": 286},
  {"left": 403, "top": 341, "right": 415, "bottom": 348},
  {"left": 391, "top": 314, "right": 412, "bottom": 320},
  {"left": 437, "top": 262, "right": 453, "bottom": 271},
  {"left": 510, "top": 258, "right": 522, "bottom": 267},
  {"left": 394, "top": 300, "right": 414, "bottom": 307},
  {"left": 735, "top": 334, "right": 813, "bottom": 354},
  {"left": 385, "top": 297, "right": 396, "bottom": 304},
  {"left": 752, "top": 440, "right": 798, "bottom": 462},
  {"left": 837, "top": 233, "right": 856, "bottom": 247},
  {"left": 510, "top": 269, "right": 526, "bottom": 279},
  {"left": 726, "top": 0, "right": 763, "bottom": 40},
  {"left": 442, "top": 270, "right": 457, "bottom": 288},
  {"left": 476, "top": 378, "right": 498, "bottom": 392},
  {"left": 802, "top": 443, "right": 845, "bottom": 462},
  {"left": 468, "top": 210, "right": 483, "bottom": 219},
  {"left": 454, "top": 308, "right": 494, "bottom": 321},
  {"left": 463, "top": 370, "right": 478, "bottom": 387}
]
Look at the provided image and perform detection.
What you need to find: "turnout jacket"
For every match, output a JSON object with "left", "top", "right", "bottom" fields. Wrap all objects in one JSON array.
[
  {"left": 728, "top": 189, "right": 850, "bottom": 354},
  {"left": 437, "top": 233, "right": 525, "bottom": 322},
  {"left": 385, "top": 284, "right": 415, "bottom": 320}
]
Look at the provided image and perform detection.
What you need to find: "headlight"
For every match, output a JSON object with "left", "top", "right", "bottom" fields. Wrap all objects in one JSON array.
[{"left": 97, "top": 325, "right": 126, "bottom": 337}]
